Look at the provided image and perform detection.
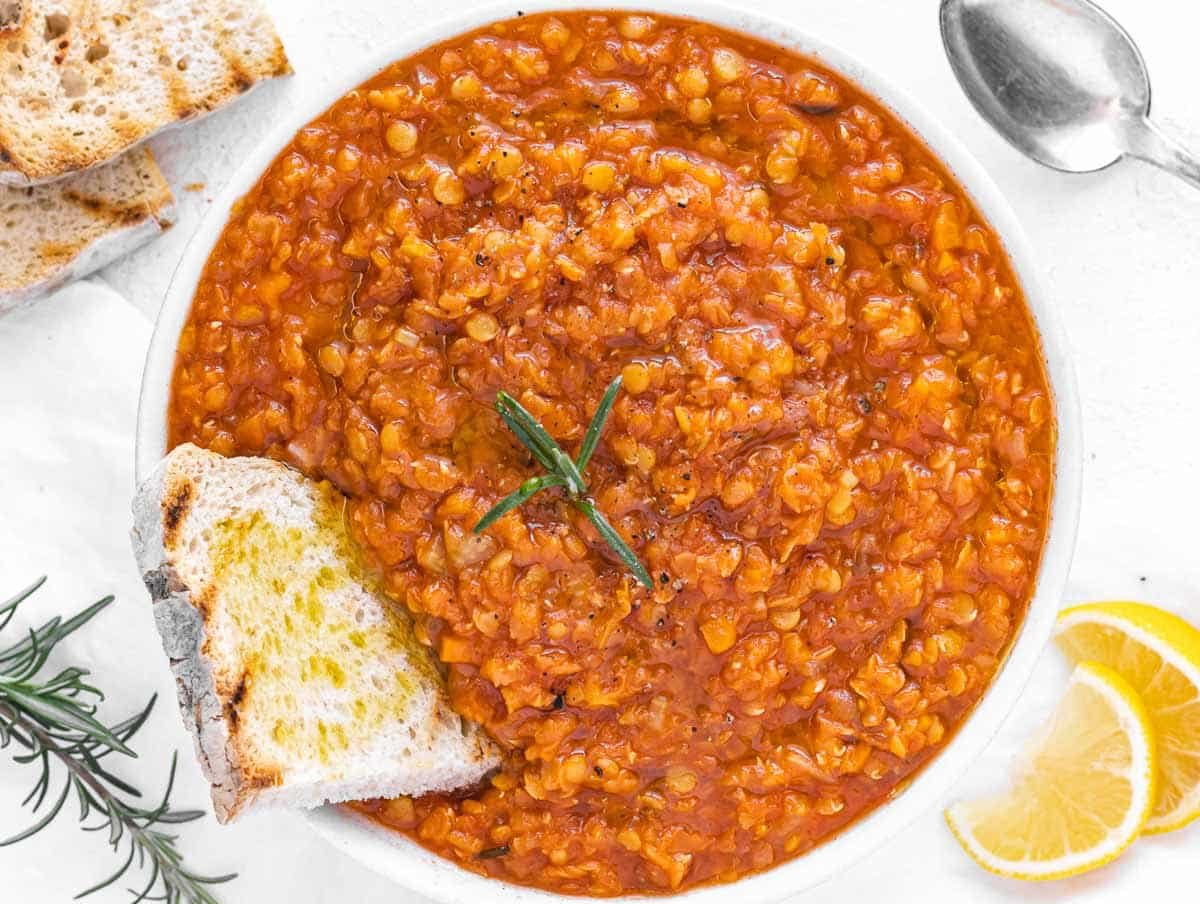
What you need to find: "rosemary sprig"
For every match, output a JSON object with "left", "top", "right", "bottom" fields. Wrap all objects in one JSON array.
[
  {"left": 474, "top": 376, "right": 654, "bottom": 589},
  {"left": 0, "top": 577, "right": 234, "bottom": 903}
]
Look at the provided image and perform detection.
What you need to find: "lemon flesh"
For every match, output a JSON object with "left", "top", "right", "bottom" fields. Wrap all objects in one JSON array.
[
  {"left": 1055, "top": 601, "right": 1200, "bottom": 834},
  {"left": 945, "top": 661, "right": 1157, "bottom": 880}
]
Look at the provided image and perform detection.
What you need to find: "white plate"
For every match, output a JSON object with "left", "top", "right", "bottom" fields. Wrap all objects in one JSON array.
[{"left": 135, "top": 2, "right": 1083, "bottom": 901}]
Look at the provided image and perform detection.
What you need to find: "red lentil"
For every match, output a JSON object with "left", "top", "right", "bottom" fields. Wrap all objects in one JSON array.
[{"left": 168, "top": 11, "right": 1055, "bottom": 896}]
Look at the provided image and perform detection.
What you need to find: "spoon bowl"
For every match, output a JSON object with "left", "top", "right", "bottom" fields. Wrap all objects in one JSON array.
[{"left": 941, "top": 0, "right": 1200, "bottom": 188}]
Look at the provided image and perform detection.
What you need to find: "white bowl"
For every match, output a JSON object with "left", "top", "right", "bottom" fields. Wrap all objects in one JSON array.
[{"left": 136, "top": 1, "right": 1083, "bottom": 901}]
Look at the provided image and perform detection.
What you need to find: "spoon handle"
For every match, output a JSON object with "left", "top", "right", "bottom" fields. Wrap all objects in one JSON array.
[{"left": 1124, "top": 116, "right": 1200, "bottom": 192}]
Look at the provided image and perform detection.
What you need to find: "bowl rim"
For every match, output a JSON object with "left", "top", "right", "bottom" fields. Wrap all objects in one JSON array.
[{"left": 135, "top": 2, "right": 1083, "bottom": 901}]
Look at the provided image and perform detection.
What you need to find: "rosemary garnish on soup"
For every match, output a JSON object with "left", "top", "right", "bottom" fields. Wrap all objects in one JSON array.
[{"left": 474, "top": 375, "right": 653, "bottom": 589}]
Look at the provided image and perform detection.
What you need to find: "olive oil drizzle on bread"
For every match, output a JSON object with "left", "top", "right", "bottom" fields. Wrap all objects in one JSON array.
[{"left": 132, "top": 444, "right": 500, "bottom": 822}]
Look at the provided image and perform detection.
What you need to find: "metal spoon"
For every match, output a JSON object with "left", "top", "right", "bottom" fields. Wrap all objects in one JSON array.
[{"left": 940, "top": 0, "right": 1200, "bottom": 190}]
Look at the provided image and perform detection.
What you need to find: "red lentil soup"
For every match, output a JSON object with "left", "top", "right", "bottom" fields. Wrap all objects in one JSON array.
[{"left": 168, "top": 10, "right": 1055, "bottom": 896}]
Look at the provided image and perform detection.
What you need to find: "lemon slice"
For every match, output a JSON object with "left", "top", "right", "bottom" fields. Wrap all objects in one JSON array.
[
  {"left": 945, "top": 661, "right": 1156, "bottom": 880},
  {"left": 1056, "top": 601, "right": 1200, "bottom": 833}
]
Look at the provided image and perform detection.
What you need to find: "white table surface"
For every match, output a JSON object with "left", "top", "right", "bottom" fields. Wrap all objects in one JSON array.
[{"left": 3, "top": 0, "right": 1199, "bottom": 901}]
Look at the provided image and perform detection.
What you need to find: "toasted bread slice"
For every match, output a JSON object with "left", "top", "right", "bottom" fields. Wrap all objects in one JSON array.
[
  {"left": 131, "top": 444, "right": 501, "bottom": 823},
  {"left": 0, "top": 0, "right": 291, "bottom": 185},
  {"left": 0, "top": 146, "right": 174, "bottom": 311}
]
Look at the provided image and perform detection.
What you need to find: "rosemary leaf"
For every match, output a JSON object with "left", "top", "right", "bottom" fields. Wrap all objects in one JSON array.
[
  {"left": 550, "top": 448, "right": 588, "bottom": 496},
  {"left": 495, "top": 392, "right": 569, "bottom": 469},
  {"left": 1, "top": 686, "right": 133, "bottom": 757},
  {"left": 573, "top": 500, "right": 654, "bottom": 590},
  {"left": 495, "top": 402, "right": 558, "bottom": 472},
  {"left": 0, "top": 578, "right": 45, "bottom": 633},
  {"left": 75, "top": 845, "right": 137, "bottom": 900},
  {"left": 576, "top": 375, "right": 623, "bottom": 472},
  {"left": 473, "top": 474, "right": 566, "bottom": 534},
  {"left": 0, "top": 779, "right": 70, "bottom": 846}
]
